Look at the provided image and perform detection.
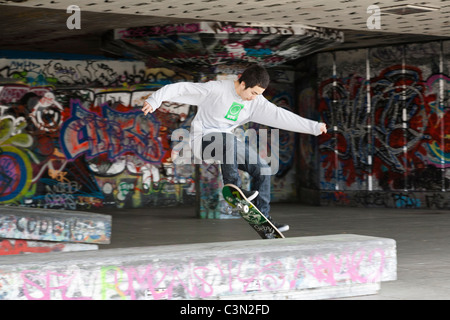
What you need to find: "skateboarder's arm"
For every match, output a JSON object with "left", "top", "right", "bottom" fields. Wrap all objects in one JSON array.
[
  {"left": 251, "top": 98, "right": 326, "bottom": 136},
  {"left": 142, "top": 82, "right": 211, "bottom": 115}
]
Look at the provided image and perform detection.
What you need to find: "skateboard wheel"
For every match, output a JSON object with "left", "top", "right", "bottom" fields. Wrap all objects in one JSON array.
[{"left": 243, "top": 205, "right": 249, "bottom": 213}]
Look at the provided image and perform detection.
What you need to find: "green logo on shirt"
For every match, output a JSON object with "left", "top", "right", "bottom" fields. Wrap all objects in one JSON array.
[{"left": 224, "top": 102, "right": 244, "bottom": 122}]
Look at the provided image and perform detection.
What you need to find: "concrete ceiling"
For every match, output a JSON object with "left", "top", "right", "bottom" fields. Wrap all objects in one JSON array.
[{"left": 1, "top": 0, "right": 450, "bottom": 68}]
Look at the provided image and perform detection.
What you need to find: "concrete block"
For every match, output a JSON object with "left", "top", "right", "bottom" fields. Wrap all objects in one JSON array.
[
  {"left": 0, "top": 206, "right": 111, "bottom": 244},
  {"left": 0, "top": 234, "right": 396, "bottom": 300},
  {"left": 0, "top": 239, "right": 98, "bottom": 256}
]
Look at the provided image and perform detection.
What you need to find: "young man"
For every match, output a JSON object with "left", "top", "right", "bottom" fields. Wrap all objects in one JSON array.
[{"left": 142, "top": 65, "right": 327, "bottom": 232}]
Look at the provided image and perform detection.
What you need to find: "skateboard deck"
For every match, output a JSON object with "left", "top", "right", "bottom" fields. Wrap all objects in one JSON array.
[{"left": 222, "top": 184, "right": 284, "bottom": 239}]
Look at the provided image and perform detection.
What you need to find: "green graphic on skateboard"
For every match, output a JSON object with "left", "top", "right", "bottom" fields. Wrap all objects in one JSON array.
[{"left": 222, "top": 184, "right": 284, "bottom": 239}]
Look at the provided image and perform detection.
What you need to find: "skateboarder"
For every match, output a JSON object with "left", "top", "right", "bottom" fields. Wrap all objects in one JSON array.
[{"left": 142, "top": 65, "right": 327, "bottom": 232}]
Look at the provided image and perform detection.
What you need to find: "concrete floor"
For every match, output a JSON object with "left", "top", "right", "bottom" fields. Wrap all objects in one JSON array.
[{"left": 95, "top": 203, "right": 450, "bottom": 300}]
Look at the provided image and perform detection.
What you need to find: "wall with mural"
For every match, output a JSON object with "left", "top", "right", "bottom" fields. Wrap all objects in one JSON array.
[
  {"left": 0, "top": 55, "right": 298, "bottom": 216},
  {"left": 109, "top": 22, "right": 343, "bottom": 72},
  {"left": 299, "top": 40, "right": 450, "bottom": 209},
  {"left": 0, "top": 57, "right": 197, "bottom": 211}
]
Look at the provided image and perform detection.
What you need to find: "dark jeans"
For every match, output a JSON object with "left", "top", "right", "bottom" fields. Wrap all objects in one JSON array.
[{"left": 201, "top": 133, "right": 271, "bottom": 217}]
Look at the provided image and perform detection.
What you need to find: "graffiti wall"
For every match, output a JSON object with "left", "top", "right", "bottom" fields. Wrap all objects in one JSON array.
[
  {"left": 0, "top": 56, "right": 298, "bottom": 214},
  {"left": 0, "top": 57, "right": 197, "bottom": 210},
  {"left": 110, "top": 22, "right": 343, "bottom": 71},
  {"left": 304, "top": 40, "right": 450, "bottom": 209}
]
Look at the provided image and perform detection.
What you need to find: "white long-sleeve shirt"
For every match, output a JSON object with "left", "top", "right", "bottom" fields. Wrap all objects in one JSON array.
[{"left": 145, "top": 80, "right": 322, "bottom": 140}]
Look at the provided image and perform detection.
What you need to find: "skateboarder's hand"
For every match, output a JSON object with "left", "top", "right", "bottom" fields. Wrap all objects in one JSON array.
[
  {"left": 319, "top": 123, "right": 327, "bottom": 134},
  {"left": 142, "top": 101, "right": 154, "bottom": 115}
]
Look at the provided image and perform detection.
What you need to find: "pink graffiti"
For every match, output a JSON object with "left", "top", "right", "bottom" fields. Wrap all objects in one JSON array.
[
  {"left": 293, "top": 248, "right": 386, "bottom": 286},
  {"left": 17, "top": 248, "right": 386, "bottom": 300},
  {"left": 21, "top": 269, "right": 91, "bottom": 300}
]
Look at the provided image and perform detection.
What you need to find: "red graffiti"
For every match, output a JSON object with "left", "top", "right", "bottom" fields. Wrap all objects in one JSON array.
[{"left": 0, "top": 239, "right": 65, "bottom": 255}]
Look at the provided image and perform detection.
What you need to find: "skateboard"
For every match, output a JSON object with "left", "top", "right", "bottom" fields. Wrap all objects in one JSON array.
[{"left": 222, "top": 184, "right": 284, "bottom": 239}]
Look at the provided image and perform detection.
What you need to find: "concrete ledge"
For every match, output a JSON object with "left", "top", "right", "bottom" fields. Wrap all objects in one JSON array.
[
  {"left": 0, "top": 206, "right": 111, "bottom": 244},
  {"left": 0, "top": 234, "right": 396, "bottom": 300}
]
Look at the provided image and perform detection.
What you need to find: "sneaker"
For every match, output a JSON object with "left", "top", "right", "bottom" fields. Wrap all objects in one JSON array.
[
  {"left": 268, "top": 217, "right": 289, "bottom": 232},
  {"left": 241, "top": 189, "right": 259, "bottom": 202}
]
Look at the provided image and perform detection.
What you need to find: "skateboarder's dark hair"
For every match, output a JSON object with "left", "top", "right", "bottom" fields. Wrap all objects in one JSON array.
[{"left": 239, "top": 65, "right": 270, "bottom": 89}]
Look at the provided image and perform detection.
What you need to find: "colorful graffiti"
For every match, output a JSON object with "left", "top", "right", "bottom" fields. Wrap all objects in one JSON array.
[
  {"left": 0, "top": 57, "right": 198, "bottom": 210},
  {"left": 319, "top": 64, "right": 444, "bottom": 190},
  {"left": 0, "top": 247, "right": 389, "bottom": 300},
  {"left": 110, "top": 22, "right": 343, "bottom": 71},
  {"left": 60, "top": 101, "right": 163, "bottom": 163},
  {"left": 312, "top": 41, "right": 450, "bottom": 208},
  {"left": 0, "top": 58, "right": 188, "bottom": 87},
  {"left": 0, "top": 239, "right": 97, "bottom": 256}
]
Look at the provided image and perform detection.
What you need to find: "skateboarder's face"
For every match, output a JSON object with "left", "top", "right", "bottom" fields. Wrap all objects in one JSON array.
[{"left": 236, "top": 81, "right": 265, "bottom": 101}]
